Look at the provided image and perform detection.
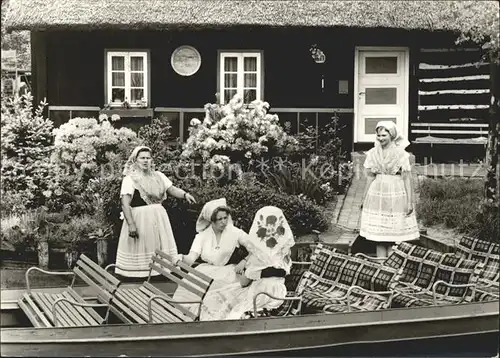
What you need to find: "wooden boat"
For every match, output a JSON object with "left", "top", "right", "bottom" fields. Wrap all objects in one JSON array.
[
  {"left": 2, "top": 239, "right": 499, "bottom": 357},
  {"left": 1, "top": 283, "right": 499, "bottom": 357}
]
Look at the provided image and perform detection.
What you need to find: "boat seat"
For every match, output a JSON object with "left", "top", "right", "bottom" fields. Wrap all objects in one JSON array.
[
  {"left": 289, "top": 244, "right": 399, "bottom": 314},
  {"left": 106, "top": 250, "right": 213, "bottom": 324},
  {"left": 18, "top": 254, "right": 119, "bottom": 328},
  {"left": 389, "top": 246, "right": 483, "bottom": 307},
  {"left": 454, "top": 236, "right": 499, "bottom": 301}
]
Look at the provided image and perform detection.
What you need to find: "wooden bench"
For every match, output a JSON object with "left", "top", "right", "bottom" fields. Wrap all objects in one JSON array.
[
  {"left": 289, "top": 244, "right": 399, "bottom": 314},
  {"left": 455, "top": 236, "right": 499, "bottom": 302},
  {"left": 378, "top": 242, "right": 483, "bottom": 307},
  {"left": 106, "top": 250, "right": 213, "bottom": 323},
  {"left": 411, "top": 122, "right": 488, "bottom": 163},
  {"left": 18, "top": 254, "right": 118, "bottom": 328}
]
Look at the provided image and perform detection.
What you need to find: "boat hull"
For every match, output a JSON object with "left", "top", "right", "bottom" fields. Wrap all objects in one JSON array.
[{"left": 1, "top": 300, "right": 498, "bottom": 357}]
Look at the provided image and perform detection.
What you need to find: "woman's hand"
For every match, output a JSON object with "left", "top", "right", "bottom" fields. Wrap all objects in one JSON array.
[
  {"left": 235, "top": 259, "right": 246, "bottom": 275},
  {"left": 173, "top": 254, "right": 184, "bottom": 266},
  {"left": 184, "top": 193, "right": 197, "bottom": 204},
  {"left": 405, "top": 200, "right": 414, "bottom": 216},
  {"left": 128, "top": 223, "right": 139, "bottom": 239},
  {"left": 237, "top": 273, "right": 252, "bottom": 288}
]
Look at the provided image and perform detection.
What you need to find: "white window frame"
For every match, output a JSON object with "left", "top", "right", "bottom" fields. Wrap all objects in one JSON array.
[
  {"left": 105, "top": 50, "right": 149, "bottom": 108},
  {"left": 218, "top": 51, "right": 263, "bottom": 104}
]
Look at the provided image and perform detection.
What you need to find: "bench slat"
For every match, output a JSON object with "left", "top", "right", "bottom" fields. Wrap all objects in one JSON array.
[
  {"left": 120, "top": 288, "right": 174, "bottom": 323},
  {"left": 150, "top": 263, "right": 205, "bottom": 298},
  {"left": 75, "top": 261, "right": 117, "bottom": 299},
  {"left": 74, "top": 267, "right": 114, "bottom": 303},
  {"left": 19, "top": 293, "right": 52, "bottom": 328},
  {"left": 54, "top": 293, "right": 86, "bottom": 327},
  {"left": 125, "top": 287, "right": 182, "bottom": 323},
  {"left": 79, "top": 254, "right": 121, "bottom": 286},
  {"left": 155, "top": 250, "right": 213, "bottom": 284},
  {"left": 151, "top": 255, "right": 209, "bottom": 292},
  {"left": 114, "top": 289, "right": 157, "bottom": 323},
  {"left": 110, "top": 293, "right": 147, "bottom": 324},
  {"left": 142, "top": 282, "right": 196, "bottom": 321},
  {"left": 38, "top": 292, "right": 73, "bottom": 327},
  {"left": 66, "top": 287, "right": 103, "bottom": 325}
]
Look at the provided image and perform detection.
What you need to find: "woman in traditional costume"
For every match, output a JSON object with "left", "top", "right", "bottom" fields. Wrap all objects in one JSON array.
[
  {"left": 171, "top": 198, "right": 249, "bottom": 315},
  {"left": 200, "top": 206, "right": 295, "bottom": 321},
  {"left": 360, "top": 121, "right": 419, "bottom": 258},
  {"left": 116, "top": 145, "right": 196, "bottom": 278}
]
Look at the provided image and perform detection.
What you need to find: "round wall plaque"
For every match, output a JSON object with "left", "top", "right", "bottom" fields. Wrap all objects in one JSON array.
[{"left": 171, "top": 45, "right": 201, "bottom": 76}]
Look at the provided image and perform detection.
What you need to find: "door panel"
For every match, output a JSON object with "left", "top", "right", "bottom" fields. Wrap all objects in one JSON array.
[{"left": 355, "top": 49, "right": 409, "bottom": 143}]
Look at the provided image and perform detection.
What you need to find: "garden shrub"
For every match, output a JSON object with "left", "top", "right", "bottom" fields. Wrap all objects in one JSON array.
[
  {"left": 137, "top": 117, "right": 183, "bottom": 167},
  {"left": 51, "top": 116, "right": 141, "bottom": 181},
  {"left": 0, "top": 93, "right": 56, "bottom": 211},
  {"left": 181, "top": 94, "right": 299, "bottom": 169},
  {"left": 165, "top": 178, "right": 330, "bottom": 253}
]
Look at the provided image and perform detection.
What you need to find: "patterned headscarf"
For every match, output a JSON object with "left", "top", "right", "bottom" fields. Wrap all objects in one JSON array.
[
  {"left": 243, "top": 206, "right": 295, "bottom": 280},
  {"left": 122, "top": 146, "right": 166, "bottom": 204}
]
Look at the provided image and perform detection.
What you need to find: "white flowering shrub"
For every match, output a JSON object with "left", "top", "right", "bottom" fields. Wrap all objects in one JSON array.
[
  {"left": 51, "top": 116, "right": 141, "bottom": 177},
  {"left": 0, "top": 93, "right": 56, "bottom": 211},
  {"left": 181, "top": 94, "right": 299, "bottom": 169}
]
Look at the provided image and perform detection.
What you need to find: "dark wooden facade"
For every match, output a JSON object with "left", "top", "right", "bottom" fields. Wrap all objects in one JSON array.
[{"left": 31, "top": 26, "right": 490, "bottom": 159}]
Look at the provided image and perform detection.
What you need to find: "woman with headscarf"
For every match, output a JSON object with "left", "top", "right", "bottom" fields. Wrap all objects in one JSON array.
[
  {"left": 116, "top": 145, "right": 196, "bottom": 278},
  {"left": 171, "top": 198, "right": 249, "bottom": 315},
  {"left": 360, "top": 121, "right": 419, "bottom": 258},
  {"left": 199, "top": 206, "right": 295, "bottom": 321}
]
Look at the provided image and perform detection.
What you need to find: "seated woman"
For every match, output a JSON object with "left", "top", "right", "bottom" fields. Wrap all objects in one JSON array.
[
  {"left": 171, "top": 198, "right": 249, "bottom": 315},
  {"left": 200, "top": 206, "right": 295, "bottom": 321}
]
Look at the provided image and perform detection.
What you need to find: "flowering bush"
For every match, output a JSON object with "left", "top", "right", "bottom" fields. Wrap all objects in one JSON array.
[
  {"left": 181, "top": 94, "right": 299, "bottom": 169},
  {"left": 138, "top": 117, "right": 182, "bottom": 168},
  {"left": 0, "top": 93, "right": 56, "bottom": 211},
  {"left": 51, "top": 116, "right": 141, "bottom": 180}
]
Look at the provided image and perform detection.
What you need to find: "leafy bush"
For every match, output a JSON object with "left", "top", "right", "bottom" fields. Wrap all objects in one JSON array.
[
  {"left": 138, "top": 117, "right": 183, "bottom": 167},
  {"left": 165, "top": 178, "right": 330, "bottom": 253},
  {"left": 51, "top": 116, "right": 141, "bottom": 181},
  {"left": 181, "top": 94, "right": 299, "bottom": 167},
  {"left": 1, "top": 93, "right": 56, "bottom": 210},
  {"left": 417, "top": 178, "right": 498, "bottom": 239}
]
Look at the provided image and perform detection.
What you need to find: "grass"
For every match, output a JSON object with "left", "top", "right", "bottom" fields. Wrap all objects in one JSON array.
[{"left": 417, "top": 177, "right": 498, "bottom": 238}]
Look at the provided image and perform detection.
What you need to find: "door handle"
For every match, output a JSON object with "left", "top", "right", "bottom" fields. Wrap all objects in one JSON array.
[{"left": 359, "top": 92, "right": 365, "bottom": 95}]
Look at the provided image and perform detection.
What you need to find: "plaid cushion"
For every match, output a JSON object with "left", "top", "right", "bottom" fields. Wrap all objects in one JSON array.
[
  {"left": 456, "top": 236, "right": 500, "bottom": 284},
  {"left": 474, "top": 285, "right": 500, "bottom": 302},
  {"left": 392, "top": 291, "right": 436, "bottom": 307},
  {"left": 306, "top": 243, "right": 349, "bottom": 282},
  {"left": 285, "top": 262, "right": 311, "bottom": 292},
  {"left": 433, "top": 255, "right": 481, "bottom": 302},
  {"left": 269, "top": 291, "right": 302, "bottom": 317},
  {"left": 323, "top": 292, "right": 390, "bottom": 313}
]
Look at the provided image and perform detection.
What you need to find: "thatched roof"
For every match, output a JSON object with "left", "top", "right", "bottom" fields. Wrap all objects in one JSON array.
[{"left": 4, "top": 0, "right": 499, "bottom": 35}]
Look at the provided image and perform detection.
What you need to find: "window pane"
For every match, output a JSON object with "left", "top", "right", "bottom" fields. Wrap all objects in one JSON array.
[
  {"left": 244, "top": 57, "right": 257, "bottom": 71},
  {"left": 131, "top": 89, "right": 144, "bottom": 102},
  {"left": 224, "top": 73, "right": 237, "bottom": 88},
  {"left": 131, "top": 57, "right": 144, "bottom": 71},
  {"left": 244, "top": 73, "right": 257, "bottom": 87},
  {"left": 112, "top": 72, "right": 125, "bottom": 86},
  {"left": 130, "top": 72, "right": 144, "bottom": 87},
  {"left": 224, "top": 57, "right": 238, "bottom": 72},
  {"left": 243, "top": 89, "right": 256, "bottom": 103},
  {"left": 364, "top": 117, "right": 396, "bottom": 134},
  {"left": 224, "top": 89, "right": 237, "bottom": 103},
  {"left": 365, "top": 87, "right": 397, "bottom": 105},
  {"left": 111, "top": 57, "right": 125, "bottom": 71},
  {"left": 365, "top": 57, "right": 398, "bottom": 74},
  {"left": 112, "top": 88, "right": 125, "bottom": 102}
]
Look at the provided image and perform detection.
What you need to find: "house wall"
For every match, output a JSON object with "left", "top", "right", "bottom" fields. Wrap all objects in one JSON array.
[{"left": 33, "top": 27, "right": 489, "bottom": 157}]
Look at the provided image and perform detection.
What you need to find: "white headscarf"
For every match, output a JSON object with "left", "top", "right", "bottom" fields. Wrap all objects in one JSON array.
[
  {"left": 375, "top": 121, "right": 410, "bottom": 149},
  {"left": 196, "top": 198, "right": 234, "bottom": 233},
  {"left": 123, "top": 145, "right": 166, "bottom": 204},
  {"left": 243, "top": 206, "right": 295, "bottom": 280}
]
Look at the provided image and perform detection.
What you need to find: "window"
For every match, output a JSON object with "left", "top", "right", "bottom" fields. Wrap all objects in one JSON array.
[
  {"left": 218, "top": 51, "right": 262, "bottom": 104},
  {"left": 106, "top": 50, "right": 149, "bottom": 107}
]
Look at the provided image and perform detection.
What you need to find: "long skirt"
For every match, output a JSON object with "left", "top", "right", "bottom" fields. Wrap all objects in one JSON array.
[
  {"left": 360, "top": 174, "right": 419, "bottom": 242},
  {"left": 171, "top": 263, "right": 239, "bottom": 316},
  {"left": 200, "top": 277, "right": 287, "bottom": 321},
  {"left": 116, "top": 204, "right": 177, "bottom": 277}
]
